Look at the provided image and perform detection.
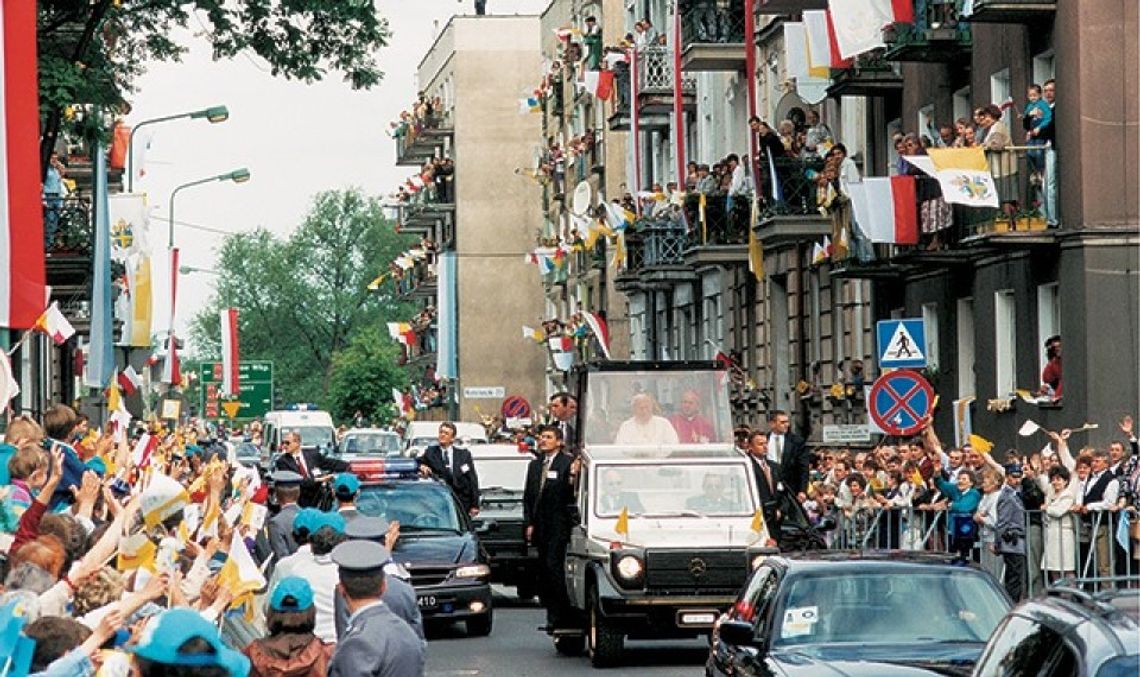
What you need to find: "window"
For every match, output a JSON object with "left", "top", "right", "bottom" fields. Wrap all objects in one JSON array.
[
  {"left": 1036, "top": 284, "right": 1059, "bottom": 378},
  {"left": 918, "top": 104, "right": 936, "bottom": 146},
  {"left": 990, "top": 69, "right": 1012, "bottom": 126},
  {"left": 957, "top": 298, "right": 976, "bottom": 397},
  {"left": 973, "top": 615, "right": 1077, "bottom": 677},
  {"left": 886, "top": 117, "right": 902, "bottom": 175},
  {"left": 953, "top": 86, "right": 972, "bottom": 126},
  {"left": 921, "top": 303, "right": 940, "bottom": 371},
  {"left": 1033, "top": 52, "right": 1055, "bottom": 89},
  {"left": 994, "top": 290, "right": 1017, "bottom": 396}
]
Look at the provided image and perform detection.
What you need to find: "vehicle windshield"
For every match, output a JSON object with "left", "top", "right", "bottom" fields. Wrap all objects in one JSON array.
[
  {"left": 473, "top": 457, "right": 529, "bottom": 492},
  {"left": 235, "top": 443, "right": 260, "bottom": 461},
  {"left": 357, "top": 482, "right": 462, "bottom": 532},
  {"left": 341, "top": 432, "right": 401, "bottom": 455},
  {"left": 583, "top": 369, "right": 732, "bottom": 446},
  {"left": 594, "top": 463, "right": 754, "bottom": 517},
  {"left": 773, "top": 571, "right": 1008, "bottom": 649},
  {"left": 286, "top": 426, "right": 335, "bottom": 449}
]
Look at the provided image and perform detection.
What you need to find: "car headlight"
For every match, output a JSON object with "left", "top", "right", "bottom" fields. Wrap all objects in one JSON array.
[
  {"left": 615, "top": 554, "right": 644, "bottom": 581},
  {"left": 454, "top": 563, "right": 491, "bottom": 579}
]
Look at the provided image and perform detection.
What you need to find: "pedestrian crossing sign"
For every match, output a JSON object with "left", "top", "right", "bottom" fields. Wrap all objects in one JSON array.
[{"left": 877, "top": 319, "right": 927, "bottom": 369}]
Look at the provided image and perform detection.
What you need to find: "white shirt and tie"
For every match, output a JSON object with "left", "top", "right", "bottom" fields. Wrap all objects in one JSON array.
[{"left": 768, "top": 433, "right": 785, "bottom": 465}]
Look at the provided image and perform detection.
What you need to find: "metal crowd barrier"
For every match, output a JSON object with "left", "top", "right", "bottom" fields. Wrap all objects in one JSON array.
[{"left": 828, "top": 507, "right": 1139, "bottom": 597}]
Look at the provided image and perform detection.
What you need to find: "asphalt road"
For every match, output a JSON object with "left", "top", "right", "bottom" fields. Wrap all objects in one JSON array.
[{"left": 424, "top": 587, "right": 708, "bottom": 676}]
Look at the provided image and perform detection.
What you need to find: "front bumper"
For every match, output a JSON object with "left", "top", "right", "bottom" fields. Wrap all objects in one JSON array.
[
  {"left": 598, "top": 593, "right": 735, "bottom": 638},
  {"left": 484, "top": 544, "right": 539, "bottom": 584},
  {"left": 414, "top": 581, "right": 493, "bottom": 622}
]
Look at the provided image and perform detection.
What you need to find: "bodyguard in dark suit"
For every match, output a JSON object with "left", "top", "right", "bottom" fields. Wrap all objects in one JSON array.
[
  {"left": 274, "top": 431, "right": 349, "bottom": 507},
  {"left": 549, "top": 392, "right": 579, "bottom": 453},
  {"left": 524, "top": 424, "right": 578, "bottom": 629},
  {"left": 768, "top": 410, "right": 811, "bottom": 495},
  {"left": 746, "top": 431, "right": 782, "bottom": 541},
  {"left": 418, "top": 421, "right": 481, "bottom": 516}
]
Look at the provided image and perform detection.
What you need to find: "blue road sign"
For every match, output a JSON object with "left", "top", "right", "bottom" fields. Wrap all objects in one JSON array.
[
  {"left": 868, "top": 369, "right": 935, "bottom": 436},
  {"left": 877, "top": 319, "right": 927, "bottom": 369}
]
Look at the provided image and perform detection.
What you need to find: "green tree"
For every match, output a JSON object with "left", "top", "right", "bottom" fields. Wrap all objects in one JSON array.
[
  {"left": 190, "top": 188, "right": 414, "bottom": 407},
  {"left": 38, "top": 0, "right": 390, "bottom": 167},
  {"left": 326, "top": 327, "right": 407, "bottom": 424}
]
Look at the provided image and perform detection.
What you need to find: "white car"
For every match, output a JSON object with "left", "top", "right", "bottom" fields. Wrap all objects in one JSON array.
[{"left": 402, "top": 420, "right": 489, "bottom": 457}]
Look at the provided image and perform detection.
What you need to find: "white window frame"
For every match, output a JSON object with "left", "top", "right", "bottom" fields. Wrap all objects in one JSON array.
[
  {"left": 921, "top": 302, "right": 940, "bottom": 371},
  {"left": 1033, "top": 51, "right": 1055, "bottom": 89},
  {"left": 917, "top": 104, "right": 936, "bottom": 146},
  {"left": 994, "top": 290, "right": 1017, "bottom": 397},
  {"left": 953, "top": 86, "right": 972, "bottom": 127},
  {"left": 1036, "top": 283, "right": 1060, "bottom": 377},
  {"left": 957, "top": 298, "right": 976, "bottom": 397},
  {"left": 990, "top": 68, "right": 1012, "bottom": 126}
]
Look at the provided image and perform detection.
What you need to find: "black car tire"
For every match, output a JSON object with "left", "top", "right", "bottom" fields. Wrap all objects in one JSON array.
[
  {"left": 553, "top": 634, "right": 585, "bottom": 656},
  {"left": 587, "top": 591, "right": 623, "bottom": 668},
  {"left": 467, "top": 612, "right": 493, "bottom": 637}
]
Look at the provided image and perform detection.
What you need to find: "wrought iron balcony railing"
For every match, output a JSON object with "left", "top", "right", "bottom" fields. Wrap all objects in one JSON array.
[
  {"left": 636, "top": 45, "right": 697, "bottom": 96},
  {"left": 45, "top": 196, "right": 92, "bottom": 257},
  {"left": 681, "top": 3, "right": 746, "bottom": 45}
]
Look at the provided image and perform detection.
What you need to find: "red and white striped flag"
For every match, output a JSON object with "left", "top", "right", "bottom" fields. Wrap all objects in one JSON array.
[
  {"left": 848, "top": 176, "right": 919, "bottom": 245},
  {"left": 162, "top": 334, "right": 181, "bottom": 385},
  {"left": 0, "top": 0, "right": 45, "bottom": 329},
  {"left": 582, "top": 311, "right": 611, "bottom": 360},
  {"left": 219, "top": 307, "right": 239, "bottom": 397},
  {"left": 131, "top": 433, "right": 158, "bottom": 468},
  {"left": 117, "top": 364, "right": 142, "bottom": 395}
]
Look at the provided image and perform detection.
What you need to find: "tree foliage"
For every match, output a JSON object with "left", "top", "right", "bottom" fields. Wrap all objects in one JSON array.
[
  {"left": 325, "top": 327, "right": 406, "bottom": 425},
  {"left": 190, "top": 188, "right": 414, "bottom": 408},
  {"left": 38, "top": 0, "right": 390, "bottom": 164}
]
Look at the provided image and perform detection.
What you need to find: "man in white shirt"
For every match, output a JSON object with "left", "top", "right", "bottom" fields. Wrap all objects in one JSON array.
[
  {"left": 614, "top": 393, "right": 680, "bottom": 446},
  {"left": 289, "top": 514, "right": 348, "bottom": 643},
  {"left": 1078, "top": 450, "right": 1119, "bottom": 582}
]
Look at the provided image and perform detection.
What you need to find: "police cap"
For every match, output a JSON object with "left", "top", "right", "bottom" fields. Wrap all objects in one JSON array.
[
  {"left": 270, "top": 470, "right": 303, "bottom": 487},
  {"left": 331, "top": 540, "right": 390, "bottom": 575},
  {"left": 343, "top": 515, "right": 390, "bottom": 542}
]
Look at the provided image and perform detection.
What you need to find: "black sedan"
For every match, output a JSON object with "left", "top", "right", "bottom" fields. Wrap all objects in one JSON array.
[
  {"left": 707, "top": 551, "right": 1012, "bottom": 676},
  {"left": 352, "top": 457, "right": 494, "bottom": 637}
]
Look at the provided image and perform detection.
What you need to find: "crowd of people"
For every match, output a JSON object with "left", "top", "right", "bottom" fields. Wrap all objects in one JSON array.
[
  {"left": 0, "top": 405, "right": 425, "bottom": 676},
  {"left": 389, "top": 156, "right": 455, "bottom": 207},
  {"left": 387, "top": 93, "right": 447, "bottom": 147}
]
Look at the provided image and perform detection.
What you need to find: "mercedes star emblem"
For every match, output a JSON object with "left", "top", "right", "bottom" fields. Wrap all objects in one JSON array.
[{"left": 688, "top": 557, "right": 707, "bottom": 577}]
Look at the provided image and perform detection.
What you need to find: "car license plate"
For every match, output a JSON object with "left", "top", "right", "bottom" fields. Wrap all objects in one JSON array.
[
  {"left": 417, "top": 595, "right": 437, "bottom": 609},
  {"left": 679, "top": 612, "right": 717, "bottom": 626}
]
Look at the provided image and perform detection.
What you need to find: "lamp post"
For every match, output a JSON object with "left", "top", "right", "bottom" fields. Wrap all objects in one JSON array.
[
  {"left": 178, "top": 265, "right": 219, "bottom": 276},
  {"left": 165, "top": 168, "right": 250, "bottom": 389},
  {"left": 127, "top": 105, "right": 230, "bottom": 192}
]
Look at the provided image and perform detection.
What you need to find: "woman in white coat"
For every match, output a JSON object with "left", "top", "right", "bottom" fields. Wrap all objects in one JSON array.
[{"left": 1042, "top": 465, "right": 1077, "bottom": 582}]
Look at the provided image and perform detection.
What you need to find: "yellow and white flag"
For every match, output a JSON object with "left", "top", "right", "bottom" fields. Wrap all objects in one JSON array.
[{"left": 927, "top": 147, "right": 1000, "bottom": 208}]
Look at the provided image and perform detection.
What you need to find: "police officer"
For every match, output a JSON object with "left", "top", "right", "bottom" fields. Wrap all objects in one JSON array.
[
  {"left": 329, "top": 540, "right": 426, "bottom": 677},
  {"left": 264, "top": 471, "right": 304, "bottom": 563},
  {"left": 334, "top": 516, "right": 424, "bottom": 642}
]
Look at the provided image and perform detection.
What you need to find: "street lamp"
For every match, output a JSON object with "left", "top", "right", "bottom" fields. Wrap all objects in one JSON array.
[
  {"left": 178, "top": 265, "right": 219, "bottom": 275},
  {"left": 127, "top": 105, "right": 230, "bottom": 192},
  {"left": 168, "top": 168, "right": 250, "bottom": 248}
]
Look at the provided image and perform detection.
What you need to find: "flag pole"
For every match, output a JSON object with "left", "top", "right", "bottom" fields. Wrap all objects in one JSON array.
[{"left": 5, "top": 329, "right": 33, "bottom": 357}]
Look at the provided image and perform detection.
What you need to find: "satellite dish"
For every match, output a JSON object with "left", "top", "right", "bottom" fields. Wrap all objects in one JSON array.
[{"left": 571, "top": 181, "right": 593, "bottom": 217}]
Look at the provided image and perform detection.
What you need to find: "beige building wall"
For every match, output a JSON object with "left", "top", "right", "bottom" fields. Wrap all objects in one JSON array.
[{"left": 418, "top": 17, "right": 547, "bottom": 423}]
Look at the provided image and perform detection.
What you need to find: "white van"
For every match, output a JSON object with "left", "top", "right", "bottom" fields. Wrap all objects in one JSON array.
[
  {"left": 402, "top": 420, "right": 488, "bottom": 456},
  {"left": 262, "top": 408, "right": 337, "bottom": 455}
]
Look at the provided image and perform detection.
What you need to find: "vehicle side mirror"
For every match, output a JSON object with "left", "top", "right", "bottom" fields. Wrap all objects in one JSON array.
[{"left": 718, "top": 619, "right": 757, "bottom": 647}]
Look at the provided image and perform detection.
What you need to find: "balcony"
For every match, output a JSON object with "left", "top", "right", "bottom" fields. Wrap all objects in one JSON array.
[
  {"left": 681, "top": 192, "right": 752, "bottom": 267},
  {"left": 394, "top": 113, "right": 453, "bottom": 167},
  {"left": 681, "top": 4, "right": 746, "bottom": 72},
  {"left": 882, "top": 0, "right": 972, "bottom": 63},
  {"left": 608, "top": 65, "right": 632, "bottom": 131},
  {"left": 755, "top": 157, "right": 830, "bottom": 247},
  {"left": 965, "top": 0, "right": 1055, "bottom": 23},
  {"left": 635, "top": 45, "right": 696, "bottom": 130},
  {"left": 617, "top": 216, "right": 695, "bottom": 289},
  {"left": 832, "top": 147, "right": 1057, "bottom": 279},
  {"left": 45, "top": 196, "right": 93, "bottom": 286},
  {"left": 753, "top": 0, "right": 826, "bottom": 14},
  {"left": 827, "top": 50, "right": 903, "bottom": 98},
  {"left": 395, "top": 259, "right": 438, "bottom": 300}
]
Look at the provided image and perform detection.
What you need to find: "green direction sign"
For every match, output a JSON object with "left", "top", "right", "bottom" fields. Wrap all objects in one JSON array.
[{"left": 198, "top": 361, "right": 273, "bottom": 420}]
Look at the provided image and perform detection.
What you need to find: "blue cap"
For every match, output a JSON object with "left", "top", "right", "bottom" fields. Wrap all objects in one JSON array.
[
  {"left": 130, "top": 608, "right": 250, "bottom": 676},
  {"left": 315, "top": 511, "right": 346, "bottom": 535},
  {"left": 334, "top": 472, "right": 361, "bottom": 496},
  {"left": 292, "top": 508, "right": 322, "bottom": 535},
  {"left": 185, "top": 445, "right": 204, "bottom": 457},
  {"left": 84, "top": 457, "right": 107, "bottom": 477},
  {"left": 1005, "top": 463, "right": 1023, "bottom": 476},
  {"left": 269, "top": 577, "right": 314, "bottom": 612}
]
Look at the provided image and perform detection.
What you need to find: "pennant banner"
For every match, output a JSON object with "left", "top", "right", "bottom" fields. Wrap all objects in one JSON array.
[
  {"left": 85, "top": 145, "right": 115, "bottom": 388},
  {"left": 219, "top": 307, "right": 239, "bottom": 398},
  {"left": 110, "top": 193, "right": 154, "bottom": 347}
]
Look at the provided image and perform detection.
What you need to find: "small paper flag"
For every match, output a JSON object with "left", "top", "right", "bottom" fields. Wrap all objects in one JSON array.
[
  {"left": 1018, "top": 420, "right": 1041, "bottom": 437},
  {"left": 968, "top": 433, "right": 994, "bottom": 454},
  {"left": 615, "top": 507, "right": 629, "bottom": 539},
  {"left": 751, "top": 508, "right": 764, "bottom": 534}
]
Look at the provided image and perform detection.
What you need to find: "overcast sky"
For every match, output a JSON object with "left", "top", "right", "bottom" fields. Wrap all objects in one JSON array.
[{"left": 126, "top": 1, "right": 548, "bottom": 344}]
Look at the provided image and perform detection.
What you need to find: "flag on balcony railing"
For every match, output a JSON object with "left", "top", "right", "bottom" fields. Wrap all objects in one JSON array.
[
  {"left": 219, "top": 308, "right": 239, "bottom": 398},
  {"left": 0, "top": 0, "right": 45, "bottom": 330},
  {"left": 748, "top": 193, "right": 764, "bottom": 281},
  {"left": 828, "top": 0, "right": 893, "bottom": 59},
  {"left": 847, "top": 176, "right": 919, "bottom": 245},
  {"left": 86, "top": 145, "right": 115, "bottom": 388},
  {"left": 926, "top": 147, "right": 1001, "bottom": 208},
  {"left": 580, "top": 70, "right": 614, "bottom": 100}
]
